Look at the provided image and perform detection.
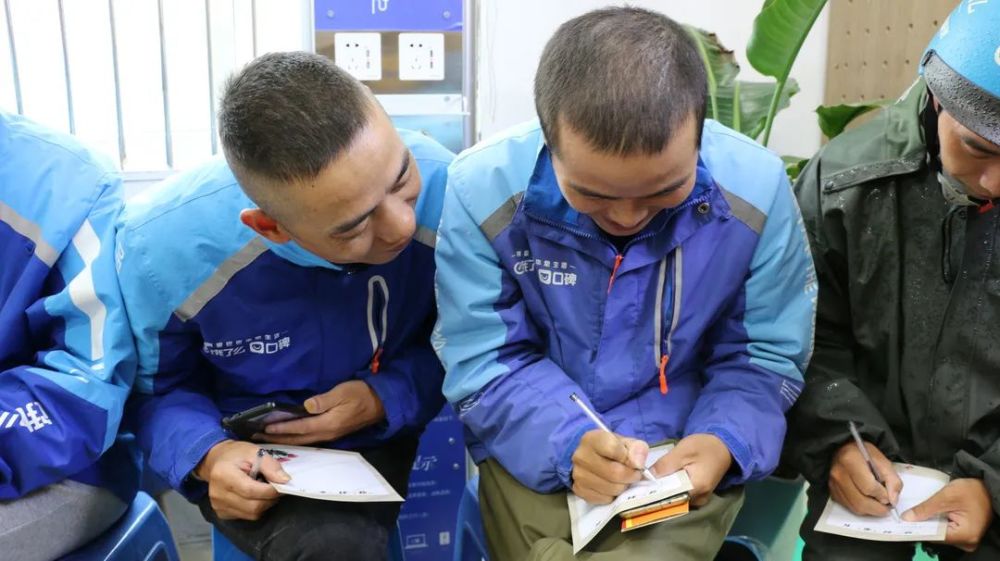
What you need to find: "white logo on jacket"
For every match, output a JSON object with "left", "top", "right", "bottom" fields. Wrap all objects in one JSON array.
[
  {"left": 511, "top": 249, "right": 577, "bottom": 286},
  {"left": 203, "top": 332, "right": 290, "bottom": 358},
  {"left": 0, "top": 402, "right": 52, "bottom": 433}
]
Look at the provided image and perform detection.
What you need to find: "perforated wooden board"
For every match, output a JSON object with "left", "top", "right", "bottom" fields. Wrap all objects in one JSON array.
[{"left": 825, "top": 0, "right": 957, "bottom": 107}]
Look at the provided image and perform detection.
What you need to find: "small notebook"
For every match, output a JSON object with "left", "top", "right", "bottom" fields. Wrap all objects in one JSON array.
[
  {"left": 814, "top": 463, "right": 949, "bottom": 542},
  {"left": 621, "top": 500, "right": 690, "bottom": 532},
  {"left": 567, "top": 444, "right": 693, "bottom": 553},
  {"left": 262, "top": 445, "right": 404, "bottom": 502}
]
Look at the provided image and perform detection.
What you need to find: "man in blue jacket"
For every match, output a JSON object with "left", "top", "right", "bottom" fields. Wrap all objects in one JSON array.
[
  {"left": 117, "top": 52, "right": 451, "bottom": 561},
  {"left": 0, "top": 111, "right": 139, "bottom": 560},
  {"left": 434, "top": 7, "right": 816, "bottom": 560}
]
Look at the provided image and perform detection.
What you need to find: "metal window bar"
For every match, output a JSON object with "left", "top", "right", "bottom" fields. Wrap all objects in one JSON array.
[
  {"left": 8, "top": 0, "right": 267, "bottom": 171},
  {"left": 463, "top": 0, "right": 475, "bottom": 148},
  {"left": 108, "top": 0, "right": 126, "bottom": 166},
  {"left": 156, "top": 0, "right": 173, "bottom": 168},
  {"left": 3, "top": 0, "right": 22, "bottom": 114},
  {"left": 250, "top": 0, "right": 258, "bottom": 57},
  {"left": 205, "top": 0, "right": 217, "bottom": 155},
  {"left": 56, "top": 0, "right": 74, "bottom": 134}
]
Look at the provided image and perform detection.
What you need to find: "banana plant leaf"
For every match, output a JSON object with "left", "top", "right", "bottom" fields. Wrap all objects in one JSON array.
[
  {"left": 816, "top": 100, "right": 891, "bottom": 139},
  {"left": 716, "top": 79, "right": 800, "bottom": 140},
  {"left": 746, "top": 0, "right": 829, "bottom": 145},
  {"left": 684, "top": 26, "right": 798, "bottom": 140},
  {"left": 782, "top": 155, "right": 810, "bottom": 181}
]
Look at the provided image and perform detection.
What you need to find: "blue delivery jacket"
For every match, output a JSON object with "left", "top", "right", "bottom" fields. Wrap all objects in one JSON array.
[
  {"left": 0, "top": 112, "right": 139, "bottom": 501},
  {"left": 117, "top": 130, "right": 452, "bottom": 499},
  {"left": 434, "top": 120, "right": 817, "bottom": 492}
]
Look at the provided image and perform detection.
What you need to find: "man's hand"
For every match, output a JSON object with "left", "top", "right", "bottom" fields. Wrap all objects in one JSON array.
[
  {"left": 260, "top": 380, "right": 385, "bottom": 445},
  {"left": 828, "top": 440, "right": 902, "bottom": 517},
  {"left": 194, "top": 440, "right": 289, "bottom": 520},
  {"left": 571, "top": 430, "right": 649, "bottom": 505},
  {"left": 903, "top": 478, "right": 993, "bottom": 552},
  {"left": 651, "top": 433, "right": 733, "bottom": 506}
]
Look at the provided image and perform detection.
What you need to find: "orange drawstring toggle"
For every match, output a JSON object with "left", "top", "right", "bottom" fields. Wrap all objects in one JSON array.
[
  {"left": 658, "top": 355, "right": 669, "bottom": 395},
  {"left": 607, "top": 254, "right": 624, "bottom": 293},
  {"left": 370, "top": 347, "right": 383, "bottom": 374}
]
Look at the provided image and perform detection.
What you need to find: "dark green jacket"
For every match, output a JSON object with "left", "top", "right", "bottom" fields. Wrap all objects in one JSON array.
[{"left": 786, "top": 80, "right": 1000, "bottom": 520}]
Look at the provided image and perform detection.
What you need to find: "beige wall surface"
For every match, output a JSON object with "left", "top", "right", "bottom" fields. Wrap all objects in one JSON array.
[{"left": 825, "top": 0, "right": 957, "bottom": 106}]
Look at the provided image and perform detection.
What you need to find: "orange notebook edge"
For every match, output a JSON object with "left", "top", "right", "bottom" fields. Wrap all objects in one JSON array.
[{"left": 620, "top": 501, "right": 690, "bottom": 532}]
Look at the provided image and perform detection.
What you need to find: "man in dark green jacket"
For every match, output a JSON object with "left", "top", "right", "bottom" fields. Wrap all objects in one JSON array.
[{"left": 786, "top": 2, "right": 1000, "bottom": 560}]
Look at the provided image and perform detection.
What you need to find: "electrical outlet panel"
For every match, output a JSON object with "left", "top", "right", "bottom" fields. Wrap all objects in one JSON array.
[
  {"left": 334, "top": 32, "right": 382, "bottom": 81},
  {"left": 398, "top": 33, "right": 445, "bottom": 81}
]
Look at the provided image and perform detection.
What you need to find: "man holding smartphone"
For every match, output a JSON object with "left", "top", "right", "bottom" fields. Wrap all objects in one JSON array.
[{"left": 117, "top": 52, "right": 452, "bottom": 561}]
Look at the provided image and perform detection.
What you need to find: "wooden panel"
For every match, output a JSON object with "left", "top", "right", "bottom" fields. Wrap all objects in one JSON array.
[{"left": 825, "top": 0, "right": 956, "bottom": 105}]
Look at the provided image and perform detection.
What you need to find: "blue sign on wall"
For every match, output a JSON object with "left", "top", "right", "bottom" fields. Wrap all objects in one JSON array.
[
  {"left": 315, "top": 0, "right": 463, "bottom": 32},
  {"left": 397, "top": 406, "right": 467, "bottom": 561}
]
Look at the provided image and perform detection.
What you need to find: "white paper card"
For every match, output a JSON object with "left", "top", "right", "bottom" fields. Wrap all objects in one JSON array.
[
  {"left": 815, "top": 463, "right": 949, "bottom": 542},
  {"left": 567, "top": 444, "right": 693, "bottom": 553},
  {"left": 263, "top": 445, "right": 403, "bottom": 503}
]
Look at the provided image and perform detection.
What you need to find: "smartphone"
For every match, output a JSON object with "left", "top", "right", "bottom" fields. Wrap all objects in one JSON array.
[
  {"left": 619, "top": 493, "right": 690, "bottom": 519},
  {"left": 221, "top": 402, "right": 311, "bottom": 441}
]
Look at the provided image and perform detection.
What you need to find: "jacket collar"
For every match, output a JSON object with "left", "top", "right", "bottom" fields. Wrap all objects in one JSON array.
[
  {"left": 263, "top": 238, "right": 346, "bottom": 271},
  {"left": 520, "top": 147, "right": 728, "bottom": 272},
  {"left": 822, "top": 80, "right": 931, "bottom": 192}
]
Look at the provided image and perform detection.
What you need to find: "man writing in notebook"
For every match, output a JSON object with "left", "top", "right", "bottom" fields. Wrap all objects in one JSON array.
[
  {"left": 785, "top": 2, "right": 1000, "bottom": 559},
  {"left": 117, "top": 52, "right": 452, "bottom": 561},
  {"left": 433, "top": 7, "right": 816, "bottom": 560}
]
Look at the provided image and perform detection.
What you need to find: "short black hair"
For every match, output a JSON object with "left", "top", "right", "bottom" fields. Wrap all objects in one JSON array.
[
  {"left": 534, "top": 7, "right": 707, "bottom": 156},
  {"left": 219, "top": 51, "right": 373, "bottom": 188}
]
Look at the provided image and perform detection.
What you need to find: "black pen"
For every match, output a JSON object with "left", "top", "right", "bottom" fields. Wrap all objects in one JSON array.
[{"left": 249, "top": 448, "right": 265, "bottom": 481}]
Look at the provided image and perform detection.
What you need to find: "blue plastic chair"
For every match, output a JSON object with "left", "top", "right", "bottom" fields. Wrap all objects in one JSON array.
[
  {"left": 453, "top": 476, "right": 489, "bottom": 561},
  {"left": 213, "top": 522, "right": 407, "bottom": 561},
  {"left": 212, "top": 527, "right": 252, "bottom": 561},
  {"left": 59, "top": 491, "right": 180, "bottom": 561},
  {"left": 725, "top": 476, "right": 806, "bottom": 561},
  {"left": 716, "top": 535, "right": 767, "bottom": 561}
]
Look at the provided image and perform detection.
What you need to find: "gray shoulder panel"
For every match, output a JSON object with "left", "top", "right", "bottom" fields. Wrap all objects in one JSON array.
[
  {"left": 174, "top": 237, "right": 269, "bottom": 321},
  {"left": 413, "top": 225, "right": 437, "bottom": 248},
  {"left": 480, "top": 192, "right": 524, "bottom": 242},
  {"left": 0, "top": 201, "right": 59, "bottom": 267},
  {"left": 720, "top": 187, "right": 766, "bottom": 235}
]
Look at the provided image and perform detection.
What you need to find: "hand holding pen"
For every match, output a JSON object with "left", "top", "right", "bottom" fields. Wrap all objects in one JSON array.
[
  {"left": 570, "top": 393, "right": 657, "bottom": 482},
  {"left": 568, "top": 393, "right": 657, "bottom": 505},
  {"left": 848, "top": 421, "right": 902, "bottom": 520},
  {"left": 194, "top": 440, "right": 290, "bottom": 520},
  {"left": 828, "top": 421, "right": 903, "bottom": 519}
]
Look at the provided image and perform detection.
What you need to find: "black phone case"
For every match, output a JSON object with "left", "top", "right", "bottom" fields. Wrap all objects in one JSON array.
[{"left": 221, "top": 402, "right": 309, "bottom": 440}]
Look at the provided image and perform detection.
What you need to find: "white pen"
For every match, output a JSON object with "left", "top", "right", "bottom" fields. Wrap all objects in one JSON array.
[
  {"left": 848, "top": 421, "right": 901, "bottom": 521},
  {"left": 569, "top": 393, "right": 657, "bottom": 483}
]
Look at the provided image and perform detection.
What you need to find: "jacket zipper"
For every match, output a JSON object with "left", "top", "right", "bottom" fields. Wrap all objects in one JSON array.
[
  {"left": 607, "top": 254, "right": 624, "bottom": 293},
  {"left": 653, "top": 247, "right": 683, "bottom": 395},
  {"left": 367, "top": 275, "right": 389, "bottom": 373},
  {"left": 525, "top": 196, "right": 707, "bottom": 372}
]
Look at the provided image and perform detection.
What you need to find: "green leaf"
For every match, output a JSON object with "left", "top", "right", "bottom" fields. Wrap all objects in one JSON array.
[
  {"left": 715, "top": 79, "right": 800, "bottom": 140},
  {"left": 746, "top": 0, "right": 828, "bottom": 145},
  {"left": 747, "top": 0, "right": 828, "bottom": 78},
  {"left": 684, "top": 25, "right": 741, "bottom": 122},
  {"left": 816, "top": 100, "right": 891, "bottom": 139},
  {"left": 782, "top": 155, "right": 809, "bottom": 181}
]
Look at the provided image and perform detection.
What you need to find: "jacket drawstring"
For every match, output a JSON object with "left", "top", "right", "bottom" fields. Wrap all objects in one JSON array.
[
  {"left": 367, "top": 276, "right": 389, "bottom": 373},
  {"left": 607, "top": 254, "right": 624, "bottom": 293},
  {"left": 654, "top": 247, "right": 683, "bottom": 395}
]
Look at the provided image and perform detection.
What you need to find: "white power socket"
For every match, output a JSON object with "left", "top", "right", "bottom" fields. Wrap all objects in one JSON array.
[
  {"left": 398, "top": 33, "right": 445, "bottom": 81},
  {"left": 334, "top": 32, "right": 382, "bottom": 81}
]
